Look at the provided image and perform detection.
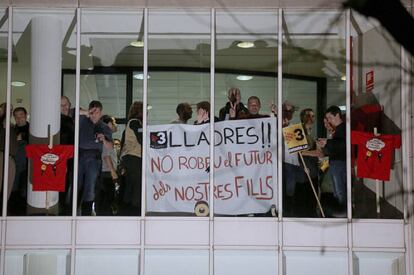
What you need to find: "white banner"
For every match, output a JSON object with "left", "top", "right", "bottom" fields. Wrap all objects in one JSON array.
[{"left": 146, "top": 117, "right": 277, "bottom": 215}]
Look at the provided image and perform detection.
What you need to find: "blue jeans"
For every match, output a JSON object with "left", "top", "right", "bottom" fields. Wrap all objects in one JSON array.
[
  {"left": 78, "top": 151, "right": 101, "bottom": 202},
  {"left": 329, "top": 160, "right": 347, "bottom": 206}
]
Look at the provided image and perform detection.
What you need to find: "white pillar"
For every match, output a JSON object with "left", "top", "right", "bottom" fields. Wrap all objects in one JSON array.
[{"left": 27, "top": 16, "right": 62, "bottom": 210}]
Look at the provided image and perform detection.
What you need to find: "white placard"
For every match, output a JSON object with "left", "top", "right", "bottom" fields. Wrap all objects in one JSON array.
[{"left": 146, "top": 117, "right": 277, "bottom": 215}]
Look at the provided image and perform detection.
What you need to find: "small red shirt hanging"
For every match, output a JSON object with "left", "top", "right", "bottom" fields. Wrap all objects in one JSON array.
[
  {"left": 351, "top": 131, "right": 401, "bottom": 181},
  {"left": 26, "top": 144, "right": 74, "bottom": 191}
]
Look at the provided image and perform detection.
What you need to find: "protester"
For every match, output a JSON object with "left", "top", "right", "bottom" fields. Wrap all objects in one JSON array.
[
  {"left": 59, "top": 96, "right": 75, "bottom": 215},
  {"left": 0, "top": 103, "right": 17, "bottom": 204},
  {"left": 119, "top": 101, "right": 143, "bottom": 216},
  {"left": 218, "top": 87, "right": 248, "bottom": 120},
  {"left": 78, "top": 100, "right": 112, "bottom": 215},
  {"left": 11, "top": 107, "right": 29, "bottom": 214},
  {"left": 317, "top": 105, "right": 346, "bottom": 216},
  {"left": 239, "top": 96, "right": 270, "bottom": 119},
  {"left": 282, "top": 101, "right": 302, "bottom": 216},
  {"left": 171, "top": 102, "right": 192, "bottom": 124},
  {"left": 194, "top": 101, "right": 218, "bottom": 125},
  {"left": 95, "top": 115, "right": 118, "bottom": 216}
]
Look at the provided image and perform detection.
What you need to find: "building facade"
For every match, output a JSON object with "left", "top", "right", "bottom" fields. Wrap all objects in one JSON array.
[{"left": 0, "top": 1, "right": 413, "bottom": 275}]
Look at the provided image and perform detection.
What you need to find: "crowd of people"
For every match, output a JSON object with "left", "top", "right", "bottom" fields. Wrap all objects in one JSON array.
[{"left": 0, "top": 86, "right": 346, "bottom": 217}]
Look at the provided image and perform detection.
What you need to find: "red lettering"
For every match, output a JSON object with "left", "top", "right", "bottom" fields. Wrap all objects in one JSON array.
[
  {"left": 188, "top": 157, "right": 197, "bottom": 169},
  {"left": 174, "top": 187, "right": 185, "bottom": 201},
  {"left": 266, "top": 151, "right": 273, "bottom": 164},
  {"left": 234, "top": 176, "right": 243, "bottom": 197},
  {"left": 256, "top": 176, "right": 274, "bottom": 200},
  {"left": 223, "top": 183, "right": 233, "bottom": 200},
  {"left": 151, "top": 157, "right": 161, "bottom": 173},
  {"left": 198, "top": 182, "right": 209, "bottom": 201},
  {"left": 178, "top": 156, "right": 188, "bottom": 170},
  {"left": 234, "top": 152, "right": 242, "bottom": 166},
  {"left": 185, "top": 187, "right": 195, "bottom": 201},
  {"left": 216, "top": 184, "right": 225, "bottom": 199},
  {"left": 161, "top": 155, "right": 173, "bottom": 173}
]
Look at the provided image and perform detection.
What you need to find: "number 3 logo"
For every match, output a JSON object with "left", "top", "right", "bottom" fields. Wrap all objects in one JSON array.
[
  {"left": 157, "top": 132, "right": 166, "bottom": 144},
  {"left": 294, "top": 129, "right": 304, "bottom": 141}
]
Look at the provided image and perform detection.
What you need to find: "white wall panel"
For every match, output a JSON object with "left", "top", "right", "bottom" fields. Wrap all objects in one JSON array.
[
  {"left": 75, "top": 250, "right": 139, "bottom": 275},
  {"left": 214, "top": 219, "right": 278, "bottom": 246},
  {"left": 214, "top": 250, "right": 278, "bottom": 275},
  {"left": 145, "top": 218, "right": 209, "bottom": 245},
  {"left": 76, "top": 220, "right": 140, "bottom": 245},
  {"left": 145, "top": 249, "right": 208, "bottom": 275},
  {"left": 284, "top": 251, "right": 348, "bottom": 275},
  {"left": 353, "top": 220, "right": 405, "bottom": 248},
  {"left": 283, "top": 220, "right": 348, "bottom": 247},
  {"left": 6, "top": 220, "right": 72, "bottom": 245}
]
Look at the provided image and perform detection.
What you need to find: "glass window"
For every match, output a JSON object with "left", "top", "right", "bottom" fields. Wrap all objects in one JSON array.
[
  {"left": 75, "top": 249, "right": 139, "bottom": 275},
  {"left": 146, "top": 10, "right": 211, "bottom": 216},
  {"left": 282, "top": 11, "right": 346, "bottom": 218},
  {"left": 77, "top": 10, "right": 144, "bottom": 216},
  {"left": 145, "top": 250, "right": 209, "bottom": 275},
  {"left": 5, "top": 249, "right": 70, "bottom": 275},
  {"left": 214, "top": 10, "right": 278, "bottom": 217},
  {"left": 214, "top": 250, "right": 278, "bottom": 275},
  {"left": 8, "top": 8, "right": 76, "bottom": 216},
  {"left": 350, "top": 13, "right": 403, "bottom": 219},
  {"left": 0, "top": 8, "right": 8, "bottom": 214}
]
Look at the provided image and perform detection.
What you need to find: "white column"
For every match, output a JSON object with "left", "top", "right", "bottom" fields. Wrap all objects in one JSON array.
[{"left": 27, "top": 16, "right": 62, "bottom": 209}]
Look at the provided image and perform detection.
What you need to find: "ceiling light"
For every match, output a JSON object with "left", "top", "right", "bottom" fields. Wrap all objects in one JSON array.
[
  {"left": 237, "top": 75, "right": 253, "bottom": 81},
  {"left": 130, "top": 41, "right": 144, "bottom": 48},
  {"left": 133, "top": 73, "right": 150, "bottom": 80},
  {"left": 11, "top": 81, "right": 26, "bottom": 87},
  {"left": 237, "top": 41, "right": 254, "bottom": 48},
  {"left": 341, "top": 75, "right": 346, "bottom": 81}
]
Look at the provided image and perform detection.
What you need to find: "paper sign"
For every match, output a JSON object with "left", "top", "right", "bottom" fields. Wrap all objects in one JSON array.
[{"left": 282, "top": 123, "right": 309, "bottom": 153}]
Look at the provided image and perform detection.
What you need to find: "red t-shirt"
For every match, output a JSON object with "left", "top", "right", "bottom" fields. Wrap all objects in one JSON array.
[
  {"left": 26, "top": 144, "right": 74, "bottom": 191},
  {"left": 351, "top": 131, "right": 401, "bottom": 181}
]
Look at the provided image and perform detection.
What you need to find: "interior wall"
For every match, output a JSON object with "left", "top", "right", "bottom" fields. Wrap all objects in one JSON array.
[{"left": 357, "top": 26, "right": 404, "bottom": 212}]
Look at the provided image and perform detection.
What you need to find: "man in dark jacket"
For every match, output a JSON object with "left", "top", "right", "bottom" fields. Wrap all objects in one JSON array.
[
  {"left": 317, "top": 105, "right": 346, "bottom": 212},
  {"left": 218, "top": 87, "right": 248, "bottom": 121}
]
